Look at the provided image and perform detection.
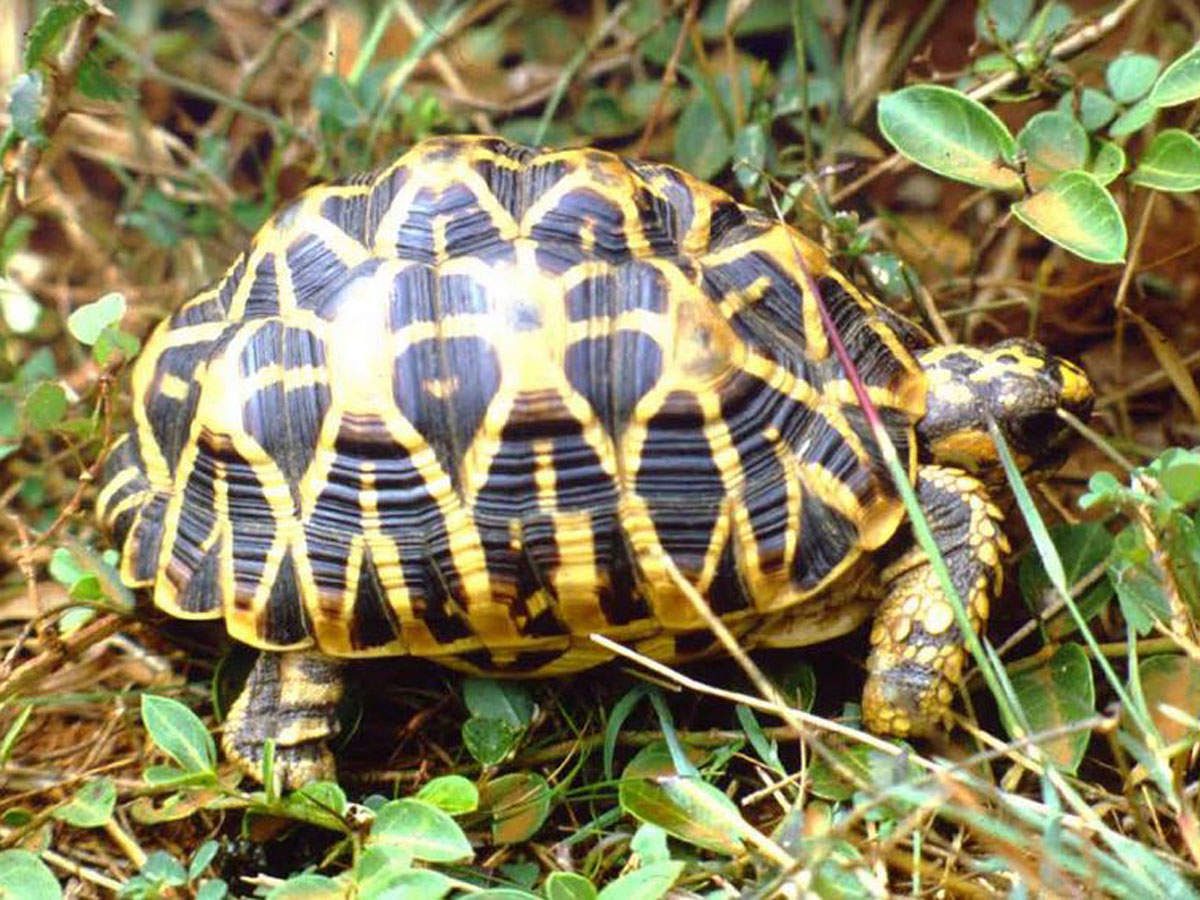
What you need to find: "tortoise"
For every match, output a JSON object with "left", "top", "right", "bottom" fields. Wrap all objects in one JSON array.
[{"left": 96, "top": 135, "right": 1094, "bottom": 787}]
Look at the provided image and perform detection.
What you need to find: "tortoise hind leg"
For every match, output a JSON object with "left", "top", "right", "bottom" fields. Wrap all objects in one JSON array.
[
  {"left": 863, "top": 465, "right": 1007, "bottom": 736},
  {"left": 222, "top": 650, "right": 344, "bottom": 789}
]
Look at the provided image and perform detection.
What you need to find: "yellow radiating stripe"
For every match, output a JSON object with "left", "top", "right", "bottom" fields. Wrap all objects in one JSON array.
[
  {"left": 243, "top": 363, "right": 329, "bottom": 395},
  {"left": 156, "top": 372, "right": 190, "bottom": 402},
  {"left": 103, "top": 491, "right": 148, "bottom": 530},
  {"left": 129, "top": 319, "right": 179, "bottom": 493},
  {"left": 548, "top": 508, "right": 607, "bottom": 634},
  {"left": 532, "top": 438, "right": 556, "bottom": 513},
  {"left": 225, "top": 244, "right": 271, "bottom": 321},
  {"left": 95, "top": 465, "right": 138, "bottom": 521}
]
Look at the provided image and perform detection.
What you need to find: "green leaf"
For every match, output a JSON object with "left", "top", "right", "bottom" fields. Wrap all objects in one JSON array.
[
  {"left": 9, "top": 73, "right": 45, "bottom": 145},
  {"left": 877, "top": 85, "right": 1021, "bottom": 191},
  {"left": 1089, "top": 140, "right": 1126, "bottom": 185},
  {"left": 416, "top": 775, "right": 478, "bottom": 814},
  {"left": 1011, "top": 171, "right": 1126, "bottom": 264},
  {"left": 24, "top": 382, "right": 68, "bottom": 431},
  {"left": 479, "top": 772, "right": 550, "bottom": 844},
  {"left": 189, "top": 841, "right": 220, "bottom": 882},
  {"left": 141, "top": 850, "right": 188, "bottom": 886},
  {"left": 1021, "top": 1, "right": 1072, "bottom": 45},
  {"left": 1106, "top": 54, "right": 1162, "bottom": 104},
  {"left": 1110, "top": 527, "right": 1172, "bottom": 636},
  {"left": 271, "top": 781, "right": 349, "bottom": 832},
  {"left": 140, "top": 694, "right": 217, "bottom": 774},
  {"left": 1008, "top": 644, "right": 1095, "bottom": 773},
  {"left": 368, "top": 798, "right": 473, "bottom": 864},
  {"left": 23, "top": 0, "right": 88, "bottom": 69},
  {"left": 1149, "top": 43, "right": 1200, "bottom": 107},
  {"left": 576, "top": 89, "right": 639, "bottom": 139},
  {"left": 545, "top": 872, "right": 597, "bottom": 900},
  {"left": 1108, "top": 99, "right": 1156, "bottom": 138},
  {"left": 630, "top": 822, "right": 671, "bottom": 864},
  {"left": 674, "top": 94, "right": 731, "bottom": 180},
  {"left": 1018, "top": 522, "right": 1114, "bottom": 633},
  {"left": 312, "top": 74, "right": 365, "bottom": 131},
  {"left": 52, "top": 777, "right": 116, "bottom": 828},
  {"left": 355, "top": 846, "right": 453, "bottom": 899},
  {"left": 975, "top": 0, "right": 1032, "bottom": 43},
  {"left": 196, "top": 881, "right": 228, "bottom": 900},
  {"left": 1015, "top": 111, "right": 1088, "bottom": 190},
  {"left": 595, "top": 861, "right": 685, "bottom": 900},
  {"left": 93, "top": 326, "right": 140, "bottom": 365},
  {"left": 1058, "top": 88, "right": 1117, "bottom": 132},
  {"left": 735, "top": 704, "right": 783, "bottom": 773},
  {"left": 733, "top": 122, "right": 768, "bottom": 190},
  {"left": 265, "top": 874, "right": 344, "bottom": 899},
  {"left": 0, "top": 706, "right": 32, "bottom": 765},
  {"left": 470, "top": 892, "right": 540, "bottom": 900},
  {"left": 462, "top": 678, "right": 534, "bottom": 728},
  {"left": 0, "top": 849, "right": 61, "bottom": 900},
  {"left": 462, "top": 716, "right": 520, "bottom": 766},
  {"left": 67, "top": 292, "right": 126, "bottom": 345},
  {"left": 1129, "top": 129, "right": 1200, "bottom": 192},
  {"left": 76, "top": 50, "right": 126, "bottom": 102},
  {"left": 1159, "top": 448, "right": 1200, "bottom": 504},
  {"left": 619, "top": 764, "right": 746, "bottom": 856},
  {"left": 604, "top": 685, "right": 650, "bottom": 780}
]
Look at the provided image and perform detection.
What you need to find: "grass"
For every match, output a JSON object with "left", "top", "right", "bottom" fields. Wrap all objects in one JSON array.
[{"left": 1, "top": 0, "right": 1199, "bottom": 896}]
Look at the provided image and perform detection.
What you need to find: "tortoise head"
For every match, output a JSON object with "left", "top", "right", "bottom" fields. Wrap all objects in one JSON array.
[{"left": 915, "top": 338, "right": 1094, "bottom": 478}]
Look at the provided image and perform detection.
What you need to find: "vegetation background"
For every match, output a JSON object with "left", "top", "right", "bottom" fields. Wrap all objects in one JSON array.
[{"left": 0, "top": 0, "right": 1199, "bottom": 896}]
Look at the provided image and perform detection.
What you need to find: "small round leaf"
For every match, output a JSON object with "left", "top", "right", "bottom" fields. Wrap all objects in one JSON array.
[
  {"left": 67, "top": 292, "right": 126, "bottom": 345},
  {"left": 0, "top": 849, "right": 61, "bottom": 900},
  {"left": 1015, "top": 111, "right": 1088, "bottom": 190},
  {"left": 1089, "top": 140, "right": 1126, "bottom": 185},
  {"left": 1011, "top": 171, "right": 1127, "bottom": 264},
  {"left": 480, "top": 772, "right": 551, "bottom": 844},
  {"left": 1106, "top": 54, "right": 1162, "bottom": 104},
  {"left": 140, "top": 694, "right": 217, "bottom": 774},
  {"left": 545, "top": 872, "right": 597, "bottom": 900},
  {"left": 23, "top": 382, "right": 67, "bottom": 431},
  {"left": 877, "top": 85, "right": 1020, "bottom": 191},
  {"left": 368, "top": 798, "right": 473, "bottom": 864},
  {"left": 1149, "top": 43, "right": 1200, "bottom": 107},
  {"left": 1129, "top": 129, "right": 1200, "bottom": 192},
  {"left": 595, "top": 861, "right": 685, "bottom": 900},
  {"left": 416, "top": 775, "right": 478, "bottom": 815},
  {"left": 1008, "top": 643, "right": 1095, "bottom": 774},
  {"left": 1108, "top": 99, "right": 1156, "bottom": 137},
  {"left": 52, "top": 777, "right": 116, "bottom": 828},
  {"left": 1057, "top": 88, "right": 1117, "bottom": 132}
]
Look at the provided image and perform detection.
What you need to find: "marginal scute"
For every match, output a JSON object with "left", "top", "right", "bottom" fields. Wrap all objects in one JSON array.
[{"left": 100, "top": 135, "right": 932, "bottom": 667}]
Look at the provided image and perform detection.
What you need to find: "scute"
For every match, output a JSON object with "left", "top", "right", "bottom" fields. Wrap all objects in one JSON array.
[{"left": 101, "top": 135, "right": 928, "bottom": 671}]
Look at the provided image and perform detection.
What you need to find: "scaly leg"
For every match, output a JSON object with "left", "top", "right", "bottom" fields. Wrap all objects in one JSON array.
[
  {"left": 222, "top": 650, "right": 343, "bottom": 789},
  {"left": 863, "top": 465, "right": 1007, "bottom": 736}
]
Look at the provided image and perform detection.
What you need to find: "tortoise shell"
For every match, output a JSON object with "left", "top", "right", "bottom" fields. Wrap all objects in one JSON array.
[{"left": 96, "top": 135, "right": 931, "bottom": 675}]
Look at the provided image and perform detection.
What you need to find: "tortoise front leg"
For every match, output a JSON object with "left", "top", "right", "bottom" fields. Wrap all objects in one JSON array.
[
  {"left": 222, "top": 650, "right": 344, "bottom": 789},
  {"left": 863, "top": 466, "right": 1007, "bottom": 737}
]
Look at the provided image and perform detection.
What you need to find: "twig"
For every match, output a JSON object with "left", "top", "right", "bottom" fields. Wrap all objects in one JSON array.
[
  {"left": 0, "top": 615, "right": 123, "bottom": 702},
  {"left": 0, "top": 3, "right": 111, "bottom": 239},
  {"left": 394, "top": 0, "right": 494, "bottom": 134},
  {"left": 533, "top": 1, "right": 632, "bottom": 145},
  {"left": 832, "top": 0, "right": 1144, "bottom": 204},
  {"left": 633, "top": 0, "right": 698, "bottom": 156},
  {"left": 202, "top": 0, "right": 328, "bottom": 141}
]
